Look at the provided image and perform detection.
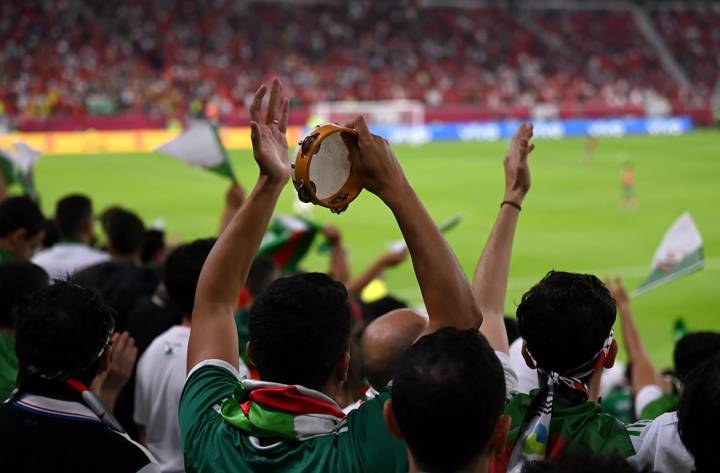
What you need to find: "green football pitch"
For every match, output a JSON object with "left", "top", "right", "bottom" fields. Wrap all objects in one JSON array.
[{"left": 28, "top": 130, "right": 720, "bottom": 367}]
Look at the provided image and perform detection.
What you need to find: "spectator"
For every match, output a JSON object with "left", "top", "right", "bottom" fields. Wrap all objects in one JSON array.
[
  {"left": 0, "top": 281, "right": 159, "bottom": 472},
  {"left": 0, "top": 196, "right": 45, "bottom": 262},
  {"left": 385, "top": 328, "right": 508, "bottom": 473},
  {"left": 677, "top": 354, "right": 720, "bottom": 473},
  {"left": 32, "top": 194, "right": 109, "bottom": 278},
  {"left": 140, "top": 229, "right": 167, "bottom": 269},
  {"left": 0, "top": 261, "right": 48, "bottom": 399},
  {"left": 521, "top": 449, "right": 651, "bottom": 473},
  {"left": 179, "top": 80, "right": 481, "bottom": 471},
  {"left": 134, "top": 239, "right": 215, "bottom": 473},
  {"left": 74, "top": 207, "right": 158, "bottom": 331}
]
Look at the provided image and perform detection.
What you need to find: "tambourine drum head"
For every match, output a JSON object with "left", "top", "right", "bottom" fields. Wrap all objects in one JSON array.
[{"left": 309, "top": 132, "right": 352, "bottom": 201}]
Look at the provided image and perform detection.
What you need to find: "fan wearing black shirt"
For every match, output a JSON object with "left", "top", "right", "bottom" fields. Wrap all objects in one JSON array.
[{"left": 0, "top": 281, "right": 159, "bottom": 473}]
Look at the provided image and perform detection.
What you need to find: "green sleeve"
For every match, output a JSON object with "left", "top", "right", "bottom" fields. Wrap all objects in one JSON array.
[
  {"left": 346, "top": 387, "right": 408, "bottom": 473},
  {"left": 639, "top": 394, "right": 680, "bottom": 420},
  {"left": 178, "top": 360, "right": 239, "bottom": 444}
]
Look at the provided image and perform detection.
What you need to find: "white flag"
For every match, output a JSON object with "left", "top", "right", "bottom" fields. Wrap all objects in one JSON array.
[
  {"left": 633, "top": 212, "right": 704, "bottom": 296},
  {"left": 154, "top": 121, "right": 235, "bottom": 180}
]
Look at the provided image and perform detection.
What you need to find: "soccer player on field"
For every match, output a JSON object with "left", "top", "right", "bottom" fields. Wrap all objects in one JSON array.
[{"left": 620, "top": 163, "right": 637, "bottom": 208}]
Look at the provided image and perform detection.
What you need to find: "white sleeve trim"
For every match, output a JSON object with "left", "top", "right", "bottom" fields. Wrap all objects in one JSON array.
[
  {"left": 495, "top": 350, "right": 519, "bottom": 399},
  {"left": 187, "top": 359, "right": 241, "bottom": 380},
  {"left": 136, "top": 464, "right": 161, "bottom": 473},
  {"left": 635, "top": 384, "right": 664, "bottom": 419}
]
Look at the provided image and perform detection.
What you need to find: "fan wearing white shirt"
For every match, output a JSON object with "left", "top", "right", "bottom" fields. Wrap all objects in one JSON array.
[{"left": 32, "top": 194, "right": 108, "bottom": 279}]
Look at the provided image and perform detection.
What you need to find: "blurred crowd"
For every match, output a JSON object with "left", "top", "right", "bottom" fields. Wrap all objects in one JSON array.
[
  {"left": 0, "top": 79, "right": 717, "bottom": 473},
  {"left": 1, "top": 1, "right": 716, "bottom": 122}
]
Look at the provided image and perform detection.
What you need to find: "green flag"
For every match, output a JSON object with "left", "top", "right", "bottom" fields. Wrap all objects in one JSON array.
[
  {"left": 258, "top": 215, "right": 321, "bottom": 274},
  {"left": 633, "top": 212, "right": 704, "bottom": 296},
  {"left": 154, "top": 121, "right": 236, "bottom": 181},
  {"left": 0, "top": 143, "right": 41, "bottom": 201}
]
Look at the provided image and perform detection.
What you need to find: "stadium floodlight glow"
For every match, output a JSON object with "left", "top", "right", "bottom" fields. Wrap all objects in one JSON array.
[{"left": 292, "top": 124, "right": 362, "bottom": 215}]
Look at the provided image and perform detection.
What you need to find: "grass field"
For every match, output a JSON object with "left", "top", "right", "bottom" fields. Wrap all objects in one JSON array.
[{"left": 29, "top": 130, "right": 720, "bottom": 366}]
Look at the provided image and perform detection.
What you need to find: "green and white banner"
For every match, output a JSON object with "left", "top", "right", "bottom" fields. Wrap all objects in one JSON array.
[
  {"left": 258, "top": 215, "right": 321, "bottom": 274},
  {"left": 0, "top": 142, "right": 41, "bottom": 201},
  {"left": 154, "top": 121, "right": 236, "bottom": 181},
  {"left": 633, "top": 212, "right": 704, "bottom": 296}
]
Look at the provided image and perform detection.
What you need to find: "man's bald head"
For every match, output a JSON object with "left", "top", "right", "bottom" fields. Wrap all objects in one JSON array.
[{"left": 360, "top": 309, "right": 428, "bottom": 391}]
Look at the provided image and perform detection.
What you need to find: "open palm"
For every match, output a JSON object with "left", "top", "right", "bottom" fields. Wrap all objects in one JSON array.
[{"left": 249, "top": 78, "right": 290, "bottom": 183}]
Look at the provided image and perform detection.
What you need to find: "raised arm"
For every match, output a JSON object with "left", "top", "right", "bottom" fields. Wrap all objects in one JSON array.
[
  {"left": 606, "top": 276, "right": 657, "bottom": 393},
  {"left": 322, "top": 226, "right": 350, "bottom": 284},
  {"left": 187, "top": 79, "right": 290, "bottom": 371},
  {"left": 347, "top": 117, "right": 481, "bottom": 334},
  {"left": 217, "top": 182, "right": 246, "bottom": 235},
  {"left": 346, "top": 249, "right": 407, "bottom": 296},
  {"left": 472, "top": 124, "right": 534, "bottom": 354}
]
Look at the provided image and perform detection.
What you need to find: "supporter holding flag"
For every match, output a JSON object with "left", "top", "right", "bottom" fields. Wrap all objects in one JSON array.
[
  {"left": 32, "top": 194, "right": 109, "bottom": 278},
  {"left": 0, "top": 196, "right": 45, "bottom": 262},
  {"left": 179, "top": 79, "right": 481, "bottom": 472},
  {"left": 0, "top": 281, "right": 159, "bottom": 472}
]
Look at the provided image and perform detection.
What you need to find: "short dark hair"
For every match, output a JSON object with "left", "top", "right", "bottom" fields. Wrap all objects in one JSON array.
[
  {"left": 140, "top": 229, "right": 166, "bottom": 265},
  {"left": 246, "top": 256, "right": 277, "bottom": 298},
  {"left": 42, "top": 218, "right": 59, "bottom": 249},
  {"left": 392, "top": 328, "right": 505, "bottom": 473},
  {"left": 0, "top": 196, "right": 44, "bottom": 238},
  {"left": 13, "top": 281, "right": 115, "bottom": 386},
  {"left": 249, "top": 273, "right": 351, "bottom": 390},
  {"left": 56, "top": 194, "right": 92, "bottom": 240},
  {"left": 0, "top": 262, "right": 48, "bottom": 327},
  {"left": 678, "top": 354, "right": 720, "bottom": 473},
  {"left": 164, "top": 238, "right": 215, "bottom": 316},
  {"left": 521, "top": 449, "right": 652, "bottom": 473},
  {"left": 517, "top": 271, "right": 616, "bottom": 374},
  {"left": 674, "top": 332, "right": 720, "bottom": 384},
  {"left": 102, "top": 207, "right": 145, "bottom": 256}
]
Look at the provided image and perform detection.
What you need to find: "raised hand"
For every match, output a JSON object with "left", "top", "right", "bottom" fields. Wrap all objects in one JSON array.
[
  {"left": 605, "top": 276, "right": 630, "bottom": 310},
  {"left": 249, "top": 78, "right": 290, "bottom": 183},
  {"left": 503, "top": 123, "right": 535, "bottom": 205},
  {"left": 321, "top": 225, "right": 342, "bottom": 247},
  {"left": 345, "top": 116, "right": 408, "bottom": 203},
  {"left": 380, "top": 249, "right": 408, "bottom": 268},
  {"left": 225, "top": 183, "right": 246, "bottom": 209}
]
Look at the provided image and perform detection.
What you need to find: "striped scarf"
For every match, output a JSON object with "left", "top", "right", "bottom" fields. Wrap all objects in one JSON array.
[
  {"left": 508, "top": 330, "right": 614, "bottom": 473},
  {"left": 220, "top": 379, "right": 346, "bottom": 441}
]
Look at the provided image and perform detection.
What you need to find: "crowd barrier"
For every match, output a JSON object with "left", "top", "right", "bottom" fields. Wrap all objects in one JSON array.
[{"left": 0, "top": 117, "right": 693, "bottom": 154}]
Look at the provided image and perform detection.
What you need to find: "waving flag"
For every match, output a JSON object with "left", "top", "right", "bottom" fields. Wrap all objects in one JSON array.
[
  {"left": 1, "top": 142, "right": 41, "bottom": 201},
  {"left": 154, "top": 121, "right": 236, "bottom": 181},
  {"left": 633, "top": 212, "right": 704, "bottom": 296},
  {"left": 258, "top": 215, "right": 320, "bottom": 274}
]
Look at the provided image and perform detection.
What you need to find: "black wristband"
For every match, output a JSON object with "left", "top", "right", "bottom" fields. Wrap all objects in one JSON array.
[{"left": 501, "top": 201, "right": 522, "bottom": 211}]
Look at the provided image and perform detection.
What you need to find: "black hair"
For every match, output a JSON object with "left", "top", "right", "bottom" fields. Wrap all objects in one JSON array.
[
  {"left": 521, "top": 449, "right": 652, "bottom": 473},
  {"left": 0, "top": 196, "right": 44, "bottom": 239},
  {"left": 392, "top": 328, "right": 505, "bottom": 473},
  {"left": 246, "top": 256, "right": 277, "bottom": 298},
  {"left": 13, "top": 281, "right": 115, "bottom": 387},
  {"left": 673, "top": 332, "right": 720, "bottom": 384},
  {"left": 517, "top": 271, "right": 616, "bottom": 374},
  {"left": 249, "top": 273, "right": 351, "bottom": 390},
  {"left": 55, "top": 194, "right": 92, "bottom": 240},
  {"left": 360, "top": 295, "right": 408, "bottom": 323},
  {"left": 677, "top": 354, "right": 720, "bottom": 473},
  {"left": 42, "top": 218, "right": 60, "bottom": 249},
  {"left": 102, "top": 207, "right": 145, "bottom": 256},
  {"left": 140, "top": 229, "right": 166, "bottom": 265},
  {"left": 504, "top": 316, "right": 520, "bottom": 345},
  {"left": 0, "top": 262, "right": 49, "bottom": 327},
  {"left": 163, "top": 238, "right": 215, "bottom": 316}
]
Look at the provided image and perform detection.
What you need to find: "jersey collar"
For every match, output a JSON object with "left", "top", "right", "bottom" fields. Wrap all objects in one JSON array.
[{"left": 13, "top": 393, "right": 102, "bottom": 423}]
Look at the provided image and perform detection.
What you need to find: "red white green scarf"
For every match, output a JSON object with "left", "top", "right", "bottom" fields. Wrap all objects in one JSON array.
[
  {"left": 508, "top": 330, "right": 614, "bottom": 473},
  {"left": 220, "top": 379, "right": 347, "bottom": 441}
]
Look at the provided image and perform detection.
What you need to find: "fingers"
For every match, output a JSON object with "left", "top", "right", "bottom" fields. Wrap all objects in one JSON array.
[
  {"left": 250, "top": 121, "right": 260, "bottom": 147},
  {"left": 347, "top": 115, "right": 373, "bottom": 145},
  {"left": 249, "top": 84, "right": 267, "bottom": 122},
  {"left": 266, "top": 78, "right": 283, "bottom": 124},
  {"left": 279, "top": 97, "right": 289, "bottom": 133}
]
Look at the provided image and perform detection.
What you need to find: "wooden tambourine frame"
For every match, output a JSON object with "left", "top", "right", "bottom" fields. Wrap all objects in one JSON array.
[{"left": 292, "top": 123, "right": 362, "bottom": 214}]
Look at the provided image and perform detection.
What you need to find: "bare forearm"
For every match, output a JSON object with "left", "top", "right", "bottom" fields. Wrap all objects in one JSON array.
[
  {"left": 328, "top": 245, "right": 350, "bottom": 284},
  {"left": 619, "top": 304, "right": 657, "bottom": 392},
  {"left": 385, "top": 185, "right": 481, "bottom": 332},
  {"left": 346, "top": 258, "right": 387, "bottom": 295},
  {"left": 472, "top": 205, "right": 520, "bottom": 353}
]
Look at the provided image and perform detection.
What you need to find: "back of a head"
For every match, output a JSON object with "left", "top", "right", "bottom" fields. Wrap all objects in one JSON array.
[
  {"left": 56, "top": 194, "right": 92, "bottom": 241},
  {"left": 0, "top": 196, "right": 44, "bottom": 239},
  {"left": 517, "top": 271, "right": 616, "bottom": 373},
  {"left": 164, "top": 238, "right": 215, "bottom": 316},
  {"left": 102, "top": 207, "right": 145, "bottom": 256},
  {"left": 0, "top": 261, "right": 49, "bottom": 328},
  {"left": 678, "top": 354, "right": 720, "bottom": 473},
  {"left": 13, "top": 281, "right": 114, "bottom": 386},
  {"left": 521, "top": 449, "right": 651, "bottom": 473},
  {"left": 392, "top": 328, "right": 505, "bottom": 473},
  {"left": 140, "top": 229, "right": 166, "bottom": 265},
  {"left": 246, "top": 256, "right": 278, "bottom": 298},
  {"left": 249, "top": 272, "right": 351, "bottom": 390},
  {"left": 673, "top": 331, "right": 720, "bottom": 384}
]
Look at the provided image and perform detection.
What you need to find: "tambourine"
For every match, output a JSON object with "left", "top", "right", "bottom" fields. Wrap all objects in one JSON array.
[{"left": 292, "top": 123, "right": 362, "bottom": 214}]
